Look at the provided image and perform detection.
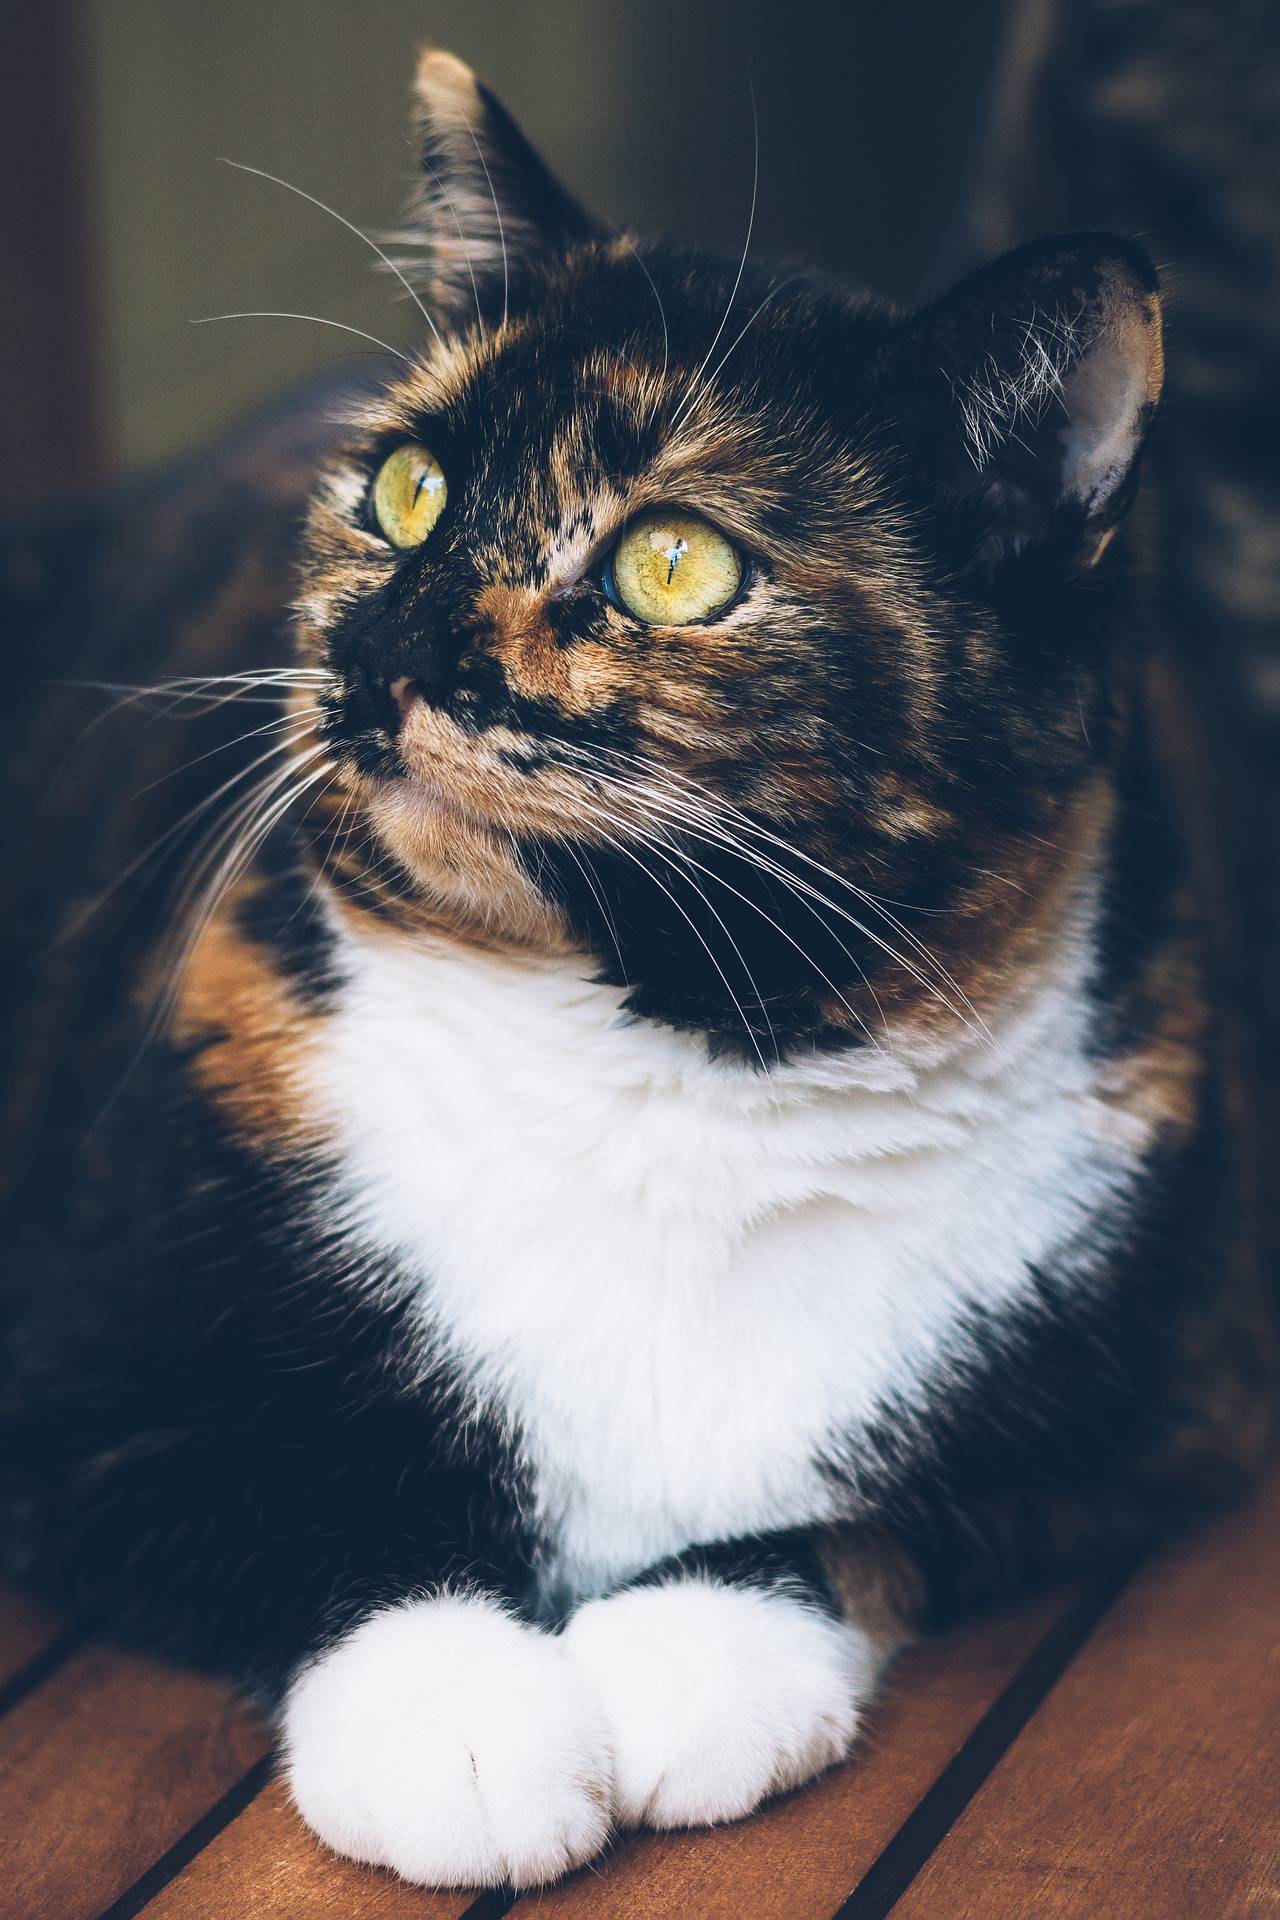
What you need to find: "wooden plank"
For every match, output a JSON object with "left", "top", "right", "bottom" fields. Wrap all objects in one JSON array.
[
  {"left": 0, "top": 1588, "right": 63, "bottom": 1692},
  {"left": 0, "top": 1644, "right": 268, "bottom": 1920},
  {"left": 110, "top": 1588, "right": 1076, "bottom": 1919},
  {"left": 140, "top": 1776, "right": 476, "bottom": 1920},
  {"left": 504, "top": 1589, "right": 1072, "bottom": 1920},
  {"left": 891, "top": 1476, "right": 1280, "bottom": 1920}
]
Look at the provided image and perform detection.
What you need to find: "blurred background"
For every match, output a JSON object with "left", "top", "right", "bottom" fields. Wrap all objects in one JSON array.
[
  {"left": 1, "top": 0, "right": 1008, "bottom": 500},
  {"left": 2, "top": 0, "right": 1277, "bottom": 1150}
]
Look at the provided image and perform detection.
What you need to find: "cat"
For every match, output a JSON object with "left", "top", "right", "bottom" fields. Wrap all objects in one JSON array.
[{"left": 0, "top": 45, "right": 1274, "bottom": 1892}]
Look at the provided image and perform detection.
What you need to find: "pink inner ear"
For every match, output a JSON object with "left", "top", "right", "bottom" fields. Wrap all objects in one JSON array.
[{"left": 1059, "top": 314, "right": 1158, "bottom": 516}]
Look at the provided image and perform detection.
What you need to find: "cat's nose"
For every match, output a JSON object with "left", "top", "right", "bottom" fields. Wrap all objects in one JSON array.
[
  {"left": 380, "top": 623, "right": 468, "bottom": 726},
  {"left": 388, "top": 676, "right": 424, "bottom": 728},
  {"left": 400, "top": 629, "right": 466, "bottom": 709}
]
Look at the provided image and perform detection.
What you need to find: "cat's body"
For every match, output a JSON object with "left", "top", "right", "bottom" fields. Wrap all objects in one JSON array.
[
  {"left": 1, "top": 45, "right": 1275, "bottom": 1893},
  {"left": 318, "top": 846, "right": 1133, "bottom": 1612}
]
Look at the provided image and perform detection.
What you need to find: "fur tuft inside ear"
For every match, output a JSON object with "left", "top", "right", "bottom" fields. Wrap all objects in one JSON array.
[
  {"left": 395, "top": 50, "right": 595, "bottom": 336},
  {"left": 903, "top": 235, "right": 1164, "bottom": 571}
]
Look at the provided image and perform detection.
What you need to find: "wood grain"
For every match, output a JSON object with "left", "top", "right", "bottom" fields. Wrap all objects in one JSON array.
[
  {"left": 81, "top": 1589, "right": 1065, "bottom": 1919},
  {"left": 891, "top": 1476, "right": 1280, "bottom": 1920},
  {"left": 140, "top": 1777, "right": 476, "bottom": 1920},
  {"left": 0, "top": 1645, "right": 268, "bottom": 1920},
  {"left": 1, "top": 1483, "right": 1274, "bottom": 1918},
  {"left": 503, "top": 1590, "right": 1069, "bottom": 1920}
]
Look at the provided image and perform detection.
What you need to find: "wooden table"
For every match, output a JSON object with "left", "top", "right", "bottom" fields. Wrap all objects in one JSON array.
[{"left": 2, "top": 1476, "right": 1277, "bottom": 1920}]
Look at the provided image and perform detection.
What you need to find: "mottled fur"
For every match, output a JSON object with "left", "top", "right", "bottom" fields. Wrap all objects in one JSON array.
[{"left": 0, "top": 45, "right": 1274, "bottom": 1894}]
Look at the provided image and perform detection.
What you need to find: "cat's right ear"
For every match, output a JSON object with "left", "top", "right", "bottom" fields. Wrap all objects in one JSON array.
[{"left": 400, "top": 51, "right": 595, "bottom": 335}]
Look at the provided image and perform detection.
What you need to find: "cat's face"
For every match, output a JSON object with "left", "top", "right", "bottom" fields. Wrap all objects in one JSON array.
[{"left": 293, "top": 51, "right": 1163, "bottom": 1060}]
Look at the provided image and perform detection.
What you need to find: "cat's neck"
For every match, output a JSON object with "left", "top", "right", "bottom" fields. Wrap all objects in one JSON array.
[{"left": 319, "top": 819, "right": 1110, "bottom": 1114}]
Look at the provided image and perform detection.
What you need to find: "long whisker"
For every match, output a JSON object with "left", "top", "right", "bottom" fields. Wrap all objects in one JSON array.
[
  {"left": 153, "top": 756, "right": 334, "bottom": 1056},
  {"left": 670, "top": 276, "right": 796, "bottom": 432},
  {"left": 134, "top": 705, "right": 321, "bottom": 796},
  {"left": 631, "top": 777, "right": 960, "bottom": 1035},
  {"left": 566, "top": 797, "right": 777, "bottom": 1081},
  {"left": 579, "top": 762, "right": 891, "bottom": 1038},
  {"left": 50, "top": 670, "right": 328, "bottom": 780},
  {"left": 572, "top": 743, "right": 989, "bottom": 1050},
  {"left": 554, "top": 836, "right": 628, "bottom": 983},
  {"left": 191, "top": 312, "right": 415, "bottom": 365},
  {"left": 587, "top": 744, "right": 981, "bottom": 1006},
  {"left": 462, "top": 120, "right": 508, "bottom": 330},
  {"left": 575, "top": 780, "right": 881, "bottom": 1052},
  {"left": 220, "top": 158, "right": 444, "bottom": 352},
  {"left": 96, "top": 759, "right": 334, "bottom": 1127},
  {"left": 47, "top": 673, "right": 325, "bottom": 816},
  {"left": 573, "top": 789, "right": 783, "bottom": 1067},
  {"left": 48, "top": 725, "right": 319, "bottom": 951},
  {"left": 605, "top": 218, "right": 669, "bottom": 391},
  {"left": 671, "top": 72, "right": 759, "bottom": 426},
  {"left": 164, "top": 745, "right": 328, "bottom": 937},
  {"left": 419, "top": 160, "right": 485, "bottom": 340},
  {"left": 306, "top": 781, "right": 360, "bottom": 919}
]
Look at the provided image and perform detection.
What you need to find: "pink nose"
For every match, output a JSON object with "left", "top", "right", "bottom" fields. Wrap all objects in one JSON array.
[{"left": 388, "top": 677, "right": 425, "bottom": 729}]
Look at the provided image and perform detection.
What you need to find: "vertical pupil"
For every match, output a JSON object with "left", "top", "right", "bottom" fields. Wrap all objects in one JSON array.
[{"left": 661, "top": 537, "right": 689, "bottom": 586}]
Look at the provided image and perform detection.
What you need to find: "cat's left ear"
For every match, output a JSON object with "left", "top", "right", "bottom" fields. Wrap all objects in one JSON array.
[
  {"left": 896, "top": 234, "right": 1164, "bottom": 572},
  {"left": 401, "top": 50, "right": 595, "bottom": 334}
]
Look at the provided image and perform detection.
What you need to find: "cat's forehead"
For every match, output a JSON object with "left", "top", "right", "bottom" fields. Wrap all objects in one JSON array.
[
  {"left": 346, "top": 262, "right": 890, "bottom": 560},
  {"left": 392, "top": 246, "right": 861, "bottom": 425}
]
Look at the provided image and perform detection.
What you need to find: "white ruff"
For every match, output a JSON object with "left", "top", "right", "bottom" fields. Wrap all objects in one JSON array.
[{"left": 308, "top": 864, "right": 1138, "bottom": 1605}]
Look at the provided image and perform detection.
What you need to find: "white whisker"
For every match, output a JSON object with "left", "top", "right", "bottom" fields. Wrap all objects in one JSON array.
[
  {"left": 565, "top": 742, "right": 994, "bottom": 1054},
  {"left": 671, "top": 74, "right": 759, "bottom": 428},
  {"left": 219, "top": 158, "right": 444, "bottom": 353},
  {"left": 91, "top": 755, "right": 334, "bottom": 1129},
  {"left": 420, "top": 161, "right": 486, "bottom": 340},
  {"left": 670, "top": 276, "right": 796, "bottom": 431},
  {"left": 606, "top": 218, "right": 669, "bottom": 391},
  {"left": 191, "top": 312, "right": 415, "bottom": 365},
  {"left": 47, "top": 726, "right": 322, "bottom": 952},
  {"left": 134, "top": 706, "right": 321, "bottom": 797},
  {"left": 565, "top": 796, "right": 777, "bottom": 1084},
  {"left": 574, "top": 778, "right": 881, "bottom": 1053},
  {"left": 573, "top": 790, "right": 782, "bottom": 1068},
  {"left": 463, "top": 121, "right": 508, "bottom": 330}
]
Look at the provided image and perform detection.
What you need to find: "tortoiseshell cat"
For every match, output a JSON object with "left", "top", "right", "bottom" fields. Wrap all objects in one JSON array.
[{"left": 1, "top": 49, "right": 1275, "bottom": 1892}]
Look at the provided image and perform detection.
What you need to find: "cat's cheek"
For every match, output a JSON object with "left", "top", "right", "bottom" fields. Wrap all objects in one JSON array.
[
  {"left": 281, "top": 1593, "right": 614, "bottom": 1889},
  {"left": 561, "top": 1578, "right": 879, "bottom": 1830}
]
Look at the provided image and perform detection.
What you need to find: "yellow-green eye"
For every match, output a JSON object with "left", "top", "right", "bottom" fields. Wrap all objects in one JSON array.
[
  {"left": 372, "top": 442, "right": 447, "bottom": 549},
  {"left": 609, "top": 511, "right": 742, "bottom": 625}
]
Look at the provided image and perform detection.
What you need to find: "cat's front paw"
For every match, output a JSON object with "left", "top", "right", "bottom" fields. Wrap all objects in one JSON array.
[
  {"left": 562, "top": 1577, "right": 874, "bottom": 1829},
  {"left": 283, "top": 1594, "right": 613, "bottom": 1888}
]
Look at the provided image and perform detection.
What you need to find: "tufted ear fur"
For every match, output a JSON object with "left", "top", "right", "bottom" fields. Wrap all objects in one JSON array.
[
  {"left": 900, "top": 234, "right": 1164, "bottom": 572},
  {"left": 398, "top": 51, "right": 596, "bottom": 336}
]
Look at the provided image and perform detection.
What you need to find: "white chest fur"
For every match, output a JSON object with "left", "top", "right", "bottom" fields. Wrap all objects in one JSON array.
[{"left": 308, "top": 888, "right": 1137, "bottom": 1604}]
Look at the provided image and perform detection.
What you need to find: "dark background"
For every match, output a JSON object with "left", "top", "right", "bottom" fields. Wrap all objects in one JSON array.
[{"left": 2, "top": 0, "right": 1009, "bottom": 502}]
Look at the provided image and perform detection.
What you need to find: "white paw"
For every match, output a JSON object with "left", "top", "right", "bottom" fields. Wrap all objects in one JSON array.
[
  {"left": 562, "top": 1577, "right": 875, "bottom": 1829},
  {"left": 282, "top": 1593, "right": 613, "bottom": 1888}
]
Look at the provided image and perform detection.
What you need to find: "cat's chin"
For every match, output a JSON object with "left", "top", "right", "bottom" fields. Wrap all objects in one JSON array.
[
  {"left": 361, "top": 765, "right": 580, "bottom": 952},
  {"left": 399, "top": 769, "right": 484, "bottom": 824}
]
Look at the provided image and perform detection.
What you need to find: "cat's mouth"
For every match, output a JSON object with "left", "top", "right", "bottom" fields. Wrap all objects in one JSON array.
[{"left": 375, "top": 677, "right": 598, "bottom": 843}]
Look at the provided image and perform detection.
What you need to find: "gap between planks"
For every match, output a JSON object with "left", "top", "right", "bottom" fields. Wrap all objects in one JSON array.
[{"left": 0, "top": 1573, "right": 1113, "bottom": 1920}]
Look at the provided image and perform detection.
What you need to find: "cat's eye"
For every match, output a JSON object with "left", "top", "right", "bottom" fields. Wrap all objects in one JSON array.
[
  {"left": 372, "top": 442, "right": 448, "bottom": 549},
  {"left": 608, "top": 511, "right": 742, "bottom": 626}
]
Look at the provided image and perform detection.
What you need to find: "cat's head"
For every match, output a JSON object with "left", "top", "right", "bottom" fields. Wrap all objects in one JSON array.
[{"left": 294, "top": 50, "right": 1164, "bottom": 1061}]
